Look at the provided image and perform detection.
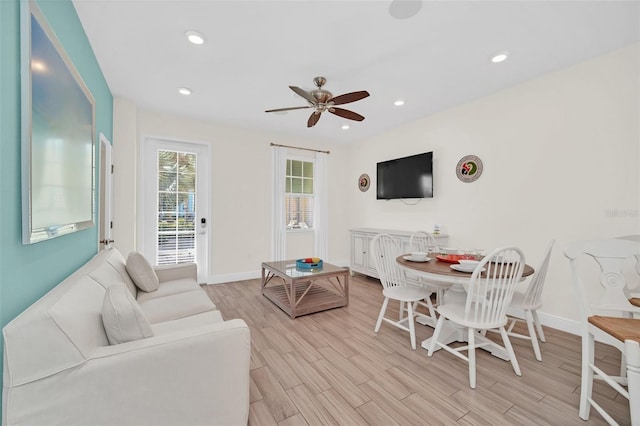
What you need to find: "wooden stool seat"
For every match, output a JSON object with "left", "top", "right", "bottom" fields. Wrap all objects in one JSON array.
[
  {"left": 588, "top": 316, "right": 640, "bottom": 343},
  {"left": 629, "top": 297, "right": 640, "bottom": 308}
]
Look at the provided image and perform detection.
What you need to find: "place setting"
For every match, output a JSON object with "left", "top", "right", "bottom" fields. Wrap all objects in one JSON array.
[
  {"left": 434, "top": 248, "right": 485, "bottom": 273},
  {"left": 450, "top": 259, "right": 486, "bottom": 273},
  {"left": 402, "top": 251, "right": 431, "bottom": 262}
]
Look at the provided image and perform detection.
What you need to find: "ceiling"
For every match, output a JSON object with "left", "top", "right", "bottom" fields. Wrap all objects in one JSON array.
[{"left": 72, "top": 0, "right": 640, "bottom": 143}]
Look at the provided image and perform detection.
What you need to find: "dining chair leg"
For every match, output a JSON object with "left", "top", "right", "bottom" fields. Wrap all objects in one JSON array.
[
  {"left": 399, "top": 301, "right": 405, "bottom": 321},
  {"left": 532, "top": 310, "right": 545, "bottom": 342},
  {"left": 626, "top": 340, "right": 640, "bottom": 426},
  {"left": 579, "top": 331, "right": 595, "bottom": 420},
  {"left": 620, "top": 353, "right": 628, "bottom": 379},
  {"left": 468, "top": 327, "right": 477, "bottom": 389},
  {"left": 499, "top": 326, "right": 521, "bottom": 376},
  {"left": 428, "top": 315, "right": 446, "bottom": 356},
  {"left": 375, "top": 297, "right": 390, "bottom": 333},
  {"left": 424, "top": 296, "right": 437, "bottom": 323},
  {"left": 525, "top": 310, "right": 542, "bottom": 361},
  {"left": 407, "top": 301, "right": 417, "bottom": 350}
]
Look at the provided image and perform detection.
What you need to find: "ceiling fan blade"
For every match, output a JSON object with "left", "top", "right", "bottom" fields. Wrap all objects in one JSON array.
[
  {"left": 265, "top": 106, "right": 313, "bottom": 113},
  {"left": 329, "top": 90, "right": 370, "bottom": 106},
  {"left": 329, "top": 107, "right": 365, "bottom": 122},
  {"left": 307, "top": 111, "right": 321, "bottom": 128},
  {"left": 290, "top": 86, "right": 317, "bottom": 105}
]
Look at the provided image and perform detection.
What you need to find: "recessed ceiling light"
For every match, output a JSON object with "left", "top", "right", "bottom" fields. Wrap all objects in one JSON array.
[
  {"left": 490, "top": 52, "right": 509, "bottom": 63},
  {"left": 394, "top": 99, "right": 405, "bottom": 106},
  {"left": 341, "top": 124, "right": 350, "bottom": 130},
  {"left": 178, "top": 87, "right": 192, "bottom": 95},
  {"left": 389, "top": 0, "right": 422, "bottom": 19},
  {"left": 185, "top": 30, "right": 205, "bottom": 45}
]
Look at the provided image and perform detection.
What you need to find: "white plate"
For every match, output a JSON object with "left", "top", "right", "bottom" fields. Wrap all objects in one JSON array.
[
  {"left": 403, "top": 255, "right": 431, "bottom": 262},
  {"left": 451, "top": 264, "right": 486, "bottom": 273}
]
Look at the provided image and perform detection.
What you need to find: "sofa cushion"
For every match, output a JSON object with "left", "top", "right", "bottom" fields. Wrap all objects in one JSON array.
[
  {"left": 150, "top": 310, "right": 225, "bottom": 336},
  {"left": 136, "top": 278, "right": 201, "bottom": 304},
  {"left": 138, "top": 290, "right": 216, "bottom": 323},
  {"left": 126, "top": 252, "right": 159, "bottom": 292},
  {"left": 102, "top": 285, "right": 154, "bottom": 344},
  {"left": 105, "top": 248, "right": 139, "bottom": 296}
]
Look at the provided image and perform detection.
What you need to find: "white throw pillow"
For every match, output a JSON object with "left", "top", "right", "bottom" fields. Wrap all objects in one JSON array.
[
  {"left": 126, "top": 251, "right": 159, "bottom": 292},
  {"left": 102, "top": 285, "right": 154, "bottom": 345}
]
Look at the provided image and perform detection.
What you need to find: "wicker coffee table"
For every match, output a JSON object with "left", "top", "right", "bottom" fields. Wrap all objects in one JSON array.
[{"left": 261, "top": 260, "right": 349, "bottom": 319}]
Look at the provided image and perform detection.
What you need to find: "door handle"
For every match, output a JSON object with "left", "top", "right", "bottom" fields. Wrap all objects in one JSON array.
[{"left": 99, "top": 239, "right": 115, "bottom": 244}]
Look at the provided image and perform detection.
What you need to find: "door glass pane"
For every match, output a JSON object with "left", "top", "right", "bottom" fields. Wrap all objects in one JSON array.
[{"left": 156, "top": 149, "right": 197, "bottom": 265}]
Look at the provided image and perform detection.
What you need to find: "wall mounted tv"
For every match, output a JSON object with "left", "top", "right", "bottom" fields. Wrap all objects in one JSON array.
[{"left": 376, "top": 151, "right": 433, "bottom": 200}]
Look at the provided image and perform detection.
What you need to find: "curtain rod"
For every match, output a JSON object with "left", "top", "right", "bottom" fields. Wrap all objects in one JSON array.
[{"left": 270, "top": 142, "right": 330, "bottom": 154}]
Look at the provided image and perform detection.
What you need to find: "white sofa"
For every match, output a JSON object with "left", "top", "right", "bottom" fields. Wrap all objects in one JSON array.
[{"left": 2, "top": 247, "right": 250, "bottom": 426}]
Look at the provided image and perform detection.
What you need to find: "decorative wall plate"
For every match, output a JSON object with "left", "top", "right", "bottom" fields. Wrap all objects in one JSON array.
[
  {"left": 456, "top": 155, "right": 483, "bottom": 183},
  {"left": 358, "top": 173, "right": 370, "bottom": 192}
]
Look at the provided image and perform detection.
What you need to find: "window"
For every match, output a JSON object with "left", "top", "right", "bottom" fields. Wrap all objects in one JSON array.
[
  {"left": 285, "top": 159, "right": 314, "bottom": 230},
  {"left": 156, "top": 150, "right": 197, "bottom": 264}
]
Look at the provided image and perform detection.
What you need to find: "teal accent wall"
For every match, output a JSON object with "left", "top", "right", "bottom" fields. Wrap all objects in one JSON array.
[{"left": 0, "top": 0, "right": 113, "bottom": 401}]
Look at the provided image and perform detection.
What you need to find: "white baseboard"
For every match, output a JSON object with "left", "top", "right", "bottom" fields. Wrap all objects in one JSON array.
[
  {"left": 536, "top": 311, "right": 582, "bottom": 336},
  {"left": 506, "top": 308, "right": 583, "bottom": 337},
  {"left": 206, "top": 259, "right": 351, "bottom": 285},
  {"left": 207, "top": 270, "right": 261, "bottom": 284}
]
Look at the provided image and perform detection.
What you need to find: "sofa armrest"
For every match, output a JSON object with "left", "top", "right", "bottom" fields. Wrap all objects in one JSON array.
[
  {"left": 3, "top": 319, "right": 250, "bottom": 426},
  {"left": 153, "top": 262, "right": 197, "bottom": 283}
]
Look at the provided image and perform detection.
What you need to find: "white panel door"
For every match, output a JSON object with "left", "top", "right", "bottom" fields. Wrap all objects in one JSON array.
[
  {"left": 98, "top": 133, "right": 113, "bottom": 250},
  {"left": 141, "top": 138, "right": 210, "bottom": 282}
]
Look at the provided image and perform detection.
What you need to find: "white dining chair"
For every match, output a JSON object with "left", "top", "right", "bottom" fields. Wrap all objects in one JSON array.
[
  {"left": 618, "top": 234, "right": 640, "bottom": 307},
  {"left": 565, "top": 237, "right": 640, "bottom": 425},
  {"left": 409, "top": 230, "right": 440, "bottom": 254},
  {"left": 427, "top": 247, "right": 525, "bottom": 388},
  {"left": 371, "top": 233, "right": 434, "bottom": 350},
  {"left": 402, "top": 230, "right": 449, "bottom": 326},
  {"left": 504, "top": 239, "right": 555, "bottom": 361}
]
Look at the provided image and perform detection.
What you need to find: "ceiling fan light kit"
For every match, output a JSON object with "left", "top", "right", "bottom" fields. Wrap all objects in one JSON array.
[{"left": 266, "top": 76, "right": 370, "bottom": 128}]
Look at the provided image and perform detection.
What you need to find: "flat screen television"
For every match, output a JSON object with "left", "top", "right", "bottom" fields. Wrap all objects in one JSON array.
[{"left": 376, "top": 151, "right": 433, "bottom": 200}]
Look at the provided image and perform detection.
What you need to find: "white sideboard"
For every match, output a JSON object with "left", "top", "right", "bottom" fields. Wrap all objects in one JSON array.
[{"left": 349, "top": 228, "right": 449, "bottom": 279}]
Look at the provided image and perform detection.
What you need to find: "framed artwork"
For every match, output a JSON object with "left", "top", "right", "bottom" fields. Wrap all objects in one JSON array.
[
  {"left": 21, "top": 0, "right": 96, "bottom": 244},
  {"left": 358, "top": 173, "right": 370, "bottom": 192},
  {"left": 456, "top": 155, "right": 483, "bottom": 183}
]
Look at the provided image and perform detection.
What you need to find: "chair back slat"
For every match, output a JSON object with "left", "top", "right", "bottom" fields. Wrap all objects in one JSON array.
[
  {"left": 565, "top": 238, "right": 640, "bottom": 320},
  {"left": 617, "top": 234, "right": 640, "bottom": 279},
  {"left": 372, "top": 234, "right": 406, "bottom": 290},
  {"left": 465, "top": 247, "right": 525, "bottom": 327},
  {"left": 521, "top": 240, "right": 555, "bottom": 309},
  {"left": 409, "top": 231, "right": 440, "bottom": 253}
]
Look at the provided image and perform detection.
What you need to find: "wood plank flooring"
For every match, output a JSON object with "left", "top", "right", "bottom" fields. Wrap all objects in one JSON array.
[{"left": 203, "top": 274, "right": 631, "bottom": 425}]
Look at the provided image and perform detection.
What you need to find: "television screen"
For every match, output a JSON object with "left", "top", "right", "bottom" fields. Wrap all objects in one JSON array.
[{"left": 376, "top": 152, "right": 433, "bottom": 200}]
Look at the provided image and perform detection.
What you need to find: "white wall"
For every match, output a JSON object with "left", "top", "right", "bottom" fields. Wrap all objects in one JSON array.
[
  {"left": 347, "top": 43, "right": 640, "bottom": 330},
  {"left": 112, "top": 44, "right": 639, "bottom": 332},
  {"left": 111, "top": 102, "right": 352, "bottom": 283},
  {"left": 112, "top": 97, "right": 138, "bottom": 255}
]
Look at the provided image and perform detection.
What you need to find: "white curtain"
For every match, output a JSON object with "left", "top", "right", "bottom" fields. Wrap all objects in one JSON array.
[
  {"left": 313, "top": 152, "right": 328, "bottom": 260},
  {"left": 271, "top": 146, "right": 287, "bottom": 260}
]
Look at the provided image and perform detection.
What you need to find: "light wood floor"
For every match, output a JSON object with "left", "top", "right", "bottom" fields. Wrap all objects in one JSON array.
[{"left": 203, "top": 274, "right": 631, "bottom": 425}]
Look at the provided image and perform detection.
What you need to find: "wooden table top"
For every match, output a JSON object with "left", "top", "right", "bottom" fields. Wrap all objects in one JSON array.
[{"left": 397, "top": 254, "right": 535, "bottom": 279}]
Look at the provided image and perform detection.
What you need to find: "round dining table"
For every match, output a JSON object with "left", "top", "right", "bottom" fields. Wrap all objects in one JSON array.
[{"left": 397, "top": 254, "right": 535, "bottom": 359}]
